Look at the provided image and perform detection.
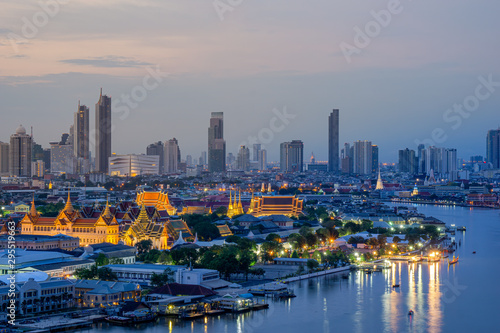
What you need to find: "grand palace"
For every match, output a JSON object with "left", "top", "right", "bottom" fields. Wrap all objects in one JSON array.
[{"left": 20, "top": 190, "right": 192, "bottom": 249}]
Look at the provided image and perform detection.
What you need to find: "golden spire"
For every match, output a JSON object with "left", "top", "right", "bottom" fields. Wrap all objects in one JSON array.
[
  {"left": 228, "top": 190, "right": 233, "bottom": 210},
  {"left": 238, "top": 191, "right": 242, "bottom": 209},
  {"left": 29, "top": 194, "right": 38, "bottom": 217},
  {"left": 137, "top": 203, "right": 148, "bottom": 223},
  {"left": 63, "top": 190, "right": 74, "bottom": 213},
  {"left": 102, "top": 197, "right": 112, "bottom": 218}
]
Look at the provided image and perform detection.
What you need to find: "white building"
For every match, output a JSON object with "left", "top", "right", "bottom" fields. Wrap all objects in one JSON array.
[{"left": 109, "top": 154, "right": 159, "bottom": 177}]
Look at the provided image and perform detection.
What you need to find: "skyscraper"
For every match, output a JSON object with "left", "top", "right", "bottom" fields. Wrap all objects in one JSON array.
[
  {"left": 237, "top": 145, "right": 250, "bottom": 171},
  {"left": 371, "top": 145, "right": 379, "bottom": 174},
  {"left": 328, "top": 109, "right": 339, "bottom": 172},
  {"left": 353, "top": 140, "right": 373, "bottom": 175},
  {"left": 95, "top": 89, "right": 112, "bottom": 173},
  {"left": 0, "top": 142, "right": 9, "bottom": 176},
  {"left": 147, "top": 141, "right": 164, "bottom": 174},
  {"left": 486, "top": 128, "right": 500, "bottom": 169},
  {"left": 253, "top": 144, "right": 261, "bottom": 162},
  {"left": 258, "top": 149, "right": 267, "bottom": 171},
  {"left": 280, "top": 140, "right": 304, "bottom": 172},
  {"left": 398, "top": 148, "right": 418, "bottom": 174},
  {"left": 74, "top": 102, "right": 90, "bottom": 174},
  {"left": 208, "top": 112, "right": 226, "bottom": 172},
  {"left": 164, "top": 138, "right": 179, "bottom": 173},
  {"left": 9, "top": 125, "right": 32, "bottom": 177}
]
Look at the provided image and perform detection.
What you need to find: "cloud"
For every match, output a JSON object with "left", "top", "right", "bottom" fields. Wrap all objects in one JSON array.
[{"left": 59, "top": 56, "right": 153, "bottom": 68}]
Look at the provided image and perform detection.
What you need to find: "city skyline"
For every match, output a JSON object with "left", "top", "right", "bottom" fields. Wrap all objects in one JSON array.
[{"left": 1, "top": 1, "right": 499, "bottom": 162}]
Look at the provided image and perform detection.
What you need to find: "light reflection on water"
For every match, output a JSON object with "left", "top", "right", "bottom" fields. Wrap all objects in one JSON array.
[{"left": 91, "top": 205, "right": 500, "bottom": 333}]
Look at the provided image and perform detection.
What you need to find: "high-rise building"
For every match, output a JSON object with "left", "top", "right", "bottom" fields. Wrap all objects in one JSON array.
[
  {"left": 328, "top": 109, "right": 339, "bottom": 172},
  {"left": 186, "top": 155, "right": 193, "bottom": 167},
  {"left": 50, "top": 140, "right": 75, "bottom": 175},
  {"left": 237, "top": 146, "right": 250, "bottom": 171},
  {"left": 280, "top": 140, "right": 304, "bottom": 172},
  {"left": 0, "top": 142, "right": 9, "bottom": 176},
  {"left": 164, "top": 138, "right": 179, "bottom": 173},
  {"left": 9, "top": 125, "right": 32, "bottom": 177},
  {"left": 32, "top": 142, "right": 44, "bottom": 162},
  {"left": 420, "top": 146, "right": 458, "bottom": 180},
  {"left": 74, "top": 102, "right": 90, "bottom": 174},
  {"left": 341, "top": 143, "right": 353, "bottom": 174},
  {"left": 258, "top": 149, "right": 267, "bottom": 171},
  {"left": 486, "top": 128, "right": 500, "bottom": 169},
  {"left": 398, "top": 148, "right": 418, "bottom": 174},
  {"left": 43, "top": 148, "right": 51, "bottom": 172},
  {"left": 95, "top": 89, "right": 112, "bottom": 173},
  {"left": 31, "top": 160, "right": 45, "bottom": 178},
  {"left": 147, "top": 141, "right": 164, "bottom": 174},
  {"left": 253, "top": 144, "right": 261, "bottom": 162},
  {"left": 200, "top": 151, "right": 207, "bottom": 166},
  {"left": 208, "top": 112, "right": 226, "bottom": 172},
  {"left": 353, "top": 140, "right": 373, "bottom": 175},
  {"left": 371, "top": 145, "right": 379, "bottom": 174}
]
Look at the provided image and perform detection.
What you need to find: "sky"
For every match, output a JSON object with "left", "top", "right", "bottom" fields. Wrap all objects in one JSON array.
[{"left": 0, "top": 0, "right": 499, "bottom": 163}]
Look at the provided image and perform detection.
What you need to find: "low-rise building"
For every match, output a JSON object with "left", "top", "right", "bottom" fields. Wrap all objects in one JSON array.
[
  {"left": 0, "top": 234, "right": 80, "bottom": 251},
  {"left": 0, "top": 277, "right": 75, "bottom": 315},
  {"left": 75, "top": 280, "right": 141, "bottom": 308}
]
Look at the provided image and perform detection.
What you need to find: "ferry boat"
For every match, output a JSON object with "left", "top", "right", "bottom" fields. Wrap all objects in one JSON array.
[
  {"left": 408, "top": 256, "right": 423, "bottom": 263},
  {"left": 448, "top": 255, "right": 459, "bottom": 265},
  {"left": 105, "top": 312, "right": 157, "bottom": 325}
]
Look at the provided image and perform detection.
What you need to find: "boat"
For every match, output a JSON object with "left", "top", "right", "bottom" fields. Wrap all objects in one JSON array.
[
  {"left": 408, "top": 310, "right": 414, "bottom": 316},
  {"left": 105, "top": 316, "right": 133, "bottom": 325},
  {"left": 106, "top": 312, "right": 157, "bottom": 325},
  {"left": 408, "top": 256, "right": 423, "bottom": 263},
  {"left": 472, "top": 251, "right": 476, "bottom": 254},
  {"left": 392, "top": 284, "right": 400, "bottom": 288},
  {"left": 457, "top": 226, "right": 466, "bottom": 231},
  {"left": 448, "top": 255, "right": 459, "bottom": 265}
]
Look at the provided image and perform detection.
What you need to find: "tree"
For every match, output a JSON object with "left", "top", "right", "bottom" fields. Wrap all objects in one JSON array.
[
  {"left": 97, "top": 267, "right": 117, "bottom": 281},
  {"left": 109, "top": 257, "right": 125, "bottom": 265},
  {"left": 74, "top": 264, "right": 98, "bottom": 280},
  {"left": 366, "top": 237, "right": 379, "bottom": 248},
  {"left": 157, "top": 251, "right": 172, "bottom": 264},
  {"left": 392, "top": 236, "right": 402, "bottom": 244},
  {"left": 95, "top": 253, "right": 109, "bottom": 266},
  {"left": 150, "top": 268, "right": 175, "bottom": 288},
  {"left": 291, "top": 250, "right": 299, "bottom": 258},
  {"left": 347, "top": 236, "right": 365, "bottom": 244},
  {"left": 305, "top": 233, "right": 318, "bottom": 247},
  {"left": 288, "top": 233, "right": 306, "bottom": 250},
  {"left": 299, "top": 226, "right": 313, "bottom": 237},
  {"left": 306, "top": 259, "right": 319, "bottom": 272},
  {"left": 170, "top": 248, "right": 200, "bottom": 266},
  {"left": 265, "top": 233, "right": 281, "bottom": 243},
  {"left": 136, "top": 240, "right": 153, "bottom": 255},
  {"left": 377, "top": 234, "right": 388, "bottom": 248},
  {"left": 361, "top": 219, "right": 373, "bottom": 231},
  {"left": 214, "top": 206, "right": 228, "bottom": 217}
]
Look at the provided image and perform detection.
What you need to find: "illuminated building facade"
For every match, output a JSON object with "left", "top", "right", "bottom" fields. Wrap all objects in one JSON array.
[
  {"left": 136, "top": 190, "right": 177, "bottom": 215},
  {"left": 227, "top": 191, "right": 244, "bottom": 218},
  {"left": 109, "top": 154, "right": 159, "bottom": 177},
  {"left": 247, "top": 195, "right": 303, "bottom": 217}
]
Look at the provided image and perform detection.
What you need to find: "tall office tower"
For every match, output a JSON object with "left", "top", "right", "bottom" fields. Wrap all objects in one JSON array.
[
  {"left": 280, "top": 140, "right": 304, "bottom": 172},
  {"left": 328, "top": 109, "right": 339, "bottom": 172},
  {"left": 200, "top": 151, "right": 207, "bottom": 166},
  {"left": 186, "top": 155, "right": 193, "bottom": 167},
  {"left": 43, "top": 148, "right": 51, "bottom": 172},
  {"left": 253, "top": 144, "right": 262, "bottom": 162},
  {"left": 237, "top": 145, "right": 250, "bottom": 171},
  {"left": 32, "top": 142, "right": 44, "bottom": 162},
  {"left": 258, "top": 149, "right": 267, "bottom": 171},
  {"left": 0, "top": 142, "right": 9, "bottom": 176},
  {"left": 398, "top": 148, "right": 418, "bottom": 174},
  {"left": 95, "top": 88, "right": 112, "bottom": 173},
  {"left": 164, "top": 138, "right": 179, "bottom": 173},
  {"left": 208, "top": 112, "right": 226, "bottom": 172},
  {"left": 147, "top": 141, "right": 164, "bottom": 174},
  {"left": 9, "top": 125, "right": 32, "bottom": 177},
  {"left": 227, "top": 153, "right": 236, "bottom": 170},
  {"left": 371, "top": 145, "right": 379, "bottom": 174},
  {"left": 486, "top": 128, "right": 500, "bottom": 169},
  {"left": 421, "top": 146, "right": 458, "bottom": 180},
  {"left": 353, "top": 140, "right": 373, "bottom": 175},
  {"left": 341, "top": 142, "right": 353, "bottom": 174},
  {"left": 74, "top": 102, "right": 90, "bottom": 171}
]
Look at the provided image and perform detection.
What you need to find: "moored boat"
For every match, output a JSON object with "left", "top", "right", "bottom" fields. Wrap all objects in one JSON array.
[{"left": 448, "top": 255, "right": 459, "bottom": 265}]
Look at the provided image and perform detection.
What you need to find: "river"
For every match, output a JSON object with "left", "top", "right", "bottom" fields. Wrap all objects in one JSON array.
[{"left": 91, "top": 204, "right": 500, "bottom": 333}]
